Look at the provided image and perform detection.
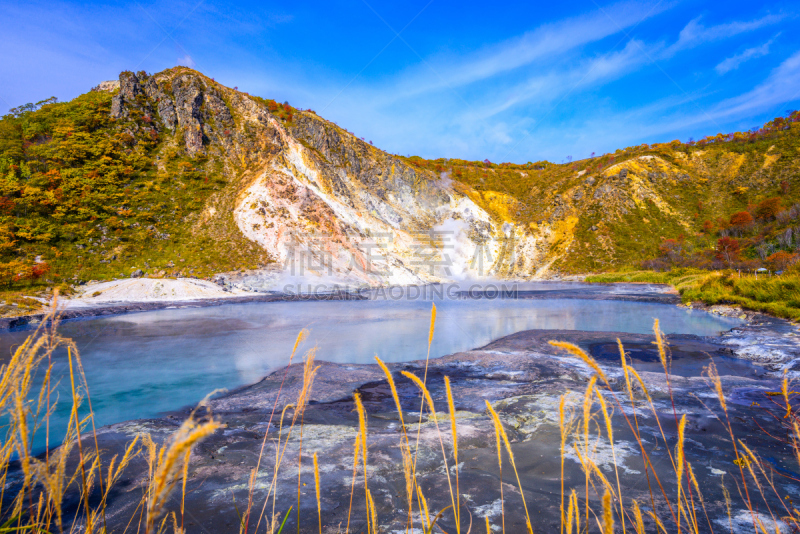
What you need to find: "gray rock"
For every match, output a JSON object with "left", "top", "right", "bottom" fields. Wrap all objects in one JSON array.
[
  {"left": 130, "top": 269, "right": 144, "bottom": 278},
  {"left": 593, "top": 184, "right": 616, "bottom": 200},
  {"left": 111, "top": 72, "right": 142, "bottom": 119}
]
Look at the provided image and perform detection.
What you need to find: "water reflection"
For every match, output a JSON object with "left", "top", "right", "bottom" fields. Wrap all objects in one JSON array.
[{"left": 0, "top": 291, "right": 743, "bottom": 453}]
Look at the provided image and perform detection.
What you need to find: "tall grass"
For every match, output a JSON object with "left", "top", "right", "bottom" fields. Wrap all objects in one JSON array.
[
  {"left": 587, "top": 268, "right": 800, "bottom": 320},
  {"left": 3, "top": 299, "right": 800, "bottom": 533}
]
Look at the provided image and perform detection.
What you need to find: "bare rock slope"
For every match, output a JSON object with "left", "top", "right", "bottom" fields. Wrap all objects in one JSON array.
[{"left": 110, "top": 69, "right": 545, "bottom": 286}]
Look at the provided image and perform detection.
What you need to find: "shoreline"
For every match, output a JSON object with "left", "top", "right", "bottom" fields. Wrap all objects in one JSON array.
[
  {"left": 0, "top": 280, "right": 688, "bottom": 331},
  {"left": 0, "top": 290, "right": 367, "bottom": 331}
]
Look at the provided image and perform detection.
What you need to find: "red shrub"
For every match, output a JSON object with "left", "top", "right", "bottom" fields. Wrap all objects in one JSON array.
[
  {"left": 767, "top": 251, "right": 797, "bottom": 271},
  {"left": 755, "top": 197, "right": 782, "bottom": 220},
  {"left": 30, "top": 262, "right": 50, "bottom": 279},
  {"left": 729, "top": 211, "right": 754, "bottom": 227},
  {"left": 716, "top": 237, "right": 740, "bottom": 264}
]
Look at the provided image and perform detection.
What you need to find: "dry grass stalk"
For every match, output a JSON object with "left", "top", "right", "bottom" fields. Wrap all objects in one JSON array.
[
  {"left": 375, "top": 356, "right": 406, "bottom": 434},
  {"left": 565, "top": 490, "right": 578, "bottom": 534},
  {"left": 493, "top": 397, "right": 506, "bottom": 534},
  {"left": 631, "top": 499, "right": 645, "bottom": 534},
  {"left": 783, "top": 374, "right": 792, "bottom": 419},
  {"left": 675, "top": 414, "right": 686, "bottom": 533},
  {"left": 180, "top": 448, "right": 190, "bottom": 531},
  {"left": 401, "top": 371, "right": 459, "bottom": 529},
  {"left": 374, "top": 355, "right": 416, "bottom": 531},
  {"left": 548, "top": 341, "right": 608, "bottom": 384},
  {"left": 484, "top": 400, "right": 533, "bottom": 534},
  {"left": 417, "top": 485, "right": 431, "bottom": 533},
  {"left": 254, "top": 348, "right": 319, "bottom": 533},
  {"left": 400, "top": 442, "right": 414, "bottom": 532},
  {"left": 247, "top": 329, "right": 307, "bottom": 533},
  {"left": 354, "top": 392, "right": 372, "bottom": 534},
  {"left": 314, "top": 452, "right": 321, "bottom": 534},
  {"left": 145, "top": 399, "right": 222, "bottom": 534},
  {"left": 653, "top": 318, "right": 670, "bottom": 372},
  {"left": 444, "top": 375, "right": 461, "bottom": 533},
  {"left": 581, "top": 376, "right": 597, "bottom": 527},
  {"left": 346, "top": 431, "right": 361, "bottom": 534},
  {"left": 594, "top": 385, "right": 625, "bottom": 534},
  {"left": 602, "top": 489, "right": 614, "bottom": 534},
  {"left": 367, "top": 489, "right": 378, "bottom": 533},
  {"left": 412, "top": 303, "right": 437, "bottom": 481},
  {"left": 559, "top": 394, "right": 568, "bottom": 534},
  {"left": 706, "top": 358, "right": 759, "bottom": 532}
]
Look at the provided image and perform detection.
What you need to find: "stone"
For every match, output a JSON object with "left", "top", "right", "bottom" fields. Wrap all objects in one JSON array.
[
  {"left": 130, "top": 269, "right": 144, "bottom": 278},
  {"left": 38, "top": 321, "right": 797, "bottom": 534}
]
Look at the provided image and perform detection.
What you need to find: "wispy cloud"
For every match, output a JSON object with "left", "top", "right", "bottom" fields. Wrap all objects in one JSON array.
[
  {"left": 457, "top": 39, "right": 648, "bottom": 123},
  {"left": 177, "top": 54, "right": 196, "bottom": 68},
  {"left": 715, "top": 35, "right": 777, "bottom": 74},
  {"left": 527, "top": 50, "right": 800, "bottom": 158},
  {"left": 5, "top": 0, "right": 799, "bottom": 164},
  {"left": 664, "top": 13, "right": 784, "bottom": 57},
  {"left": 710, "top": 50, "right": 800, "bottom": 120},
  {"left": 376, "top": 0, "right": 667, "bottom": 101}
]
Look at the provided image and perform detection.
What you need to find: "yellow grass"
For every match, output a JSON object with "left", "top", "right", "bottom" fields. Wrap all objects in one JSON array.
[
  {"left": 7, "top": 300, "right": 800, "bottom": 534},
  {"left": 485, "top": 400, "right": 533, "bottom": 534},
  {"left": 313, "top": 452, "right": 321, "bottom": 534}
]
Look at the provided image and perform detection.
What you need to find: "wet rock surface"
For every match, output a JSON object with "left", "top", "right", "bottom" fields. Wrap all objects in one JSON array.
[{"left": 39, "top": 318, "right": 800, "bottom": 533}]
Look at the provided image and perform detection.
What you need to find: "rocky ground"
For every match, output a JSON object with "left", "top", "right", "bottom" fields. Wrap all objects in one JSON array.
[{"left": 26, "top": 313, "right": 800, "bottom": 533}]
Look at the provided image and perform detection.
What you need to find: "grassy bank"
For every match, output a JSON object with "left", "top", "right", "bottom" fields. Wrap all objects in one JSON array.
[{"left": 586, "top": 268, "right": 800, "bottom": 321}]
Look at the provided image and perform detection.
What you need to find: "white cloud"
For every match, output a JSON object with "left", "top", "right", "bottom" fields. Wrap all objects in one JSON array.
[
  {"left": 177, "top": 54, "right": 196, "bottom": 68},
  {"left": 456, "top": 39, "right": 648, "bottom": 123},
  {"left": 524, "top": 50, "right": 800, "bottom": 159},
  {"left": 709, "top": 50, "right": 800, "bottom": 120},
  {"left": 664, "top": 14, "right": 784, "bottom": 57},
  {"left": 372, "top": 0, "right": 668, "bottom": 102},
  {"left": 715, "top": 36, "right": 777, "bottom": 74}
]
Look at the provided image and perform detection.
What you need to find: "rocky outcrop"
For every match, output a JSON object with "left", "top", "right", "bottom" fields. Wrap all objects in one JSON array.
[
  {"left": 49, "top": 326, "right": 794, "bottom": 533},
  {"left": 109, "top": 68, "right": 546, "bottom": 285}
]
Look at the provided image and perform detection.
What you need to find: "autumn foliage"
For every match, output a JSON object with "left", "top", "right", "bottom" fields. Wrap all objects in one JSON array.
[
  {"left": 755, "top": 197, "right": 782, "bottom": 220},
  {"left": 716, "top": 237, "right": 740, "bottom": 264},
  {"left": 767, "top": 251, "right": 797, "bottom": 271},
  {"left": 729, "top": 211, "right": 753, "bottom": 227}
]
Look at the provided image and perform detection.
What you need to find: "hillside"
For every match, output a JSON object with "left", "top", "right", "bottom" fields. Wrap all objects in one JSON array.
[
  {"left": 401, "top": 120, "right": 800, "bottom": 274},
  {"left": 1, "top": 66, "right": 799, "bottom": 296}
]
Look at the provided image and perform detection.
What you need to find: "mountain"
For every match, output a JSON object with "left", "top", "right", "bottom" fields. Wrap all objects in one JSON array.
[{"left": 0, "top": 66, "right": 799, "bottom": 291}]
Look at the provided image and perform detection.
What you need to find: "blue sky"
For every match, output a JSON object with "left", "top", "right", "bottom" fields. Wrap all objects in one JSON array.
[{"left": 1, "top": 0, "right": 798, "bottom": 163}]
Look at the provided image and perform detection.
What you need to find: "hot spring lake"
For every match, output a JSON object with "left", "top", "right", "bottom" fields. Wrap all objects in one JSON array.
[{"left": 0, "top": 283, "right": 745, "bottom": 453}]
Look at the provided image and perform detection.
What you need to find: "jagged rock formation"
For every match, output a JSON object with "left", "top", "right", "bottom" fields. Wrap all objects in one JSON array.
[
  {"left": 4, "top": 65, "right": 785, "bottom": 288},
  {"left": 109, "top": 69, "right": 543, "bottom": 285},
  {"left": 6, "top": 66, "right": 800, "bottom": 294}
]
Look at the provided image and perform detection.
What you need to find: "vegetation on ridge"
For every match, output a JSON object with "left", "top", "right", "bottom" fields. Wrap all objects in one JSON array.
[
  {"left": 403, "top": 110, "right": 800, "bottom": 275},
  {"left": 0, "top": 71, "right": 272, "bottom": 301},
  {"left": 2, "top": 66, "right": 800, "bottom": 319}
]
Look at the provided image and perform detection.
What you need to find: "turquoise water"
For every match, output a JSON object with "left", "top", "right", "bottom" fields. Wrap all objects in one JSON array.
[{"left": 0, "top": 289, "right": 743, "bottom": 453}]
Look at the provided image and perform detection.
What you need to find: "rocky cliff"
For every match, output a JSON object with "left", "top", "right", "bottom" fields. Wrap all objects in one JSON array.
[
  {"left": 2, "top": 66, "right": 798, "bottom": 291},
  {"left": 109, "top": 68, "right": 544, "bottom": 286}
]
